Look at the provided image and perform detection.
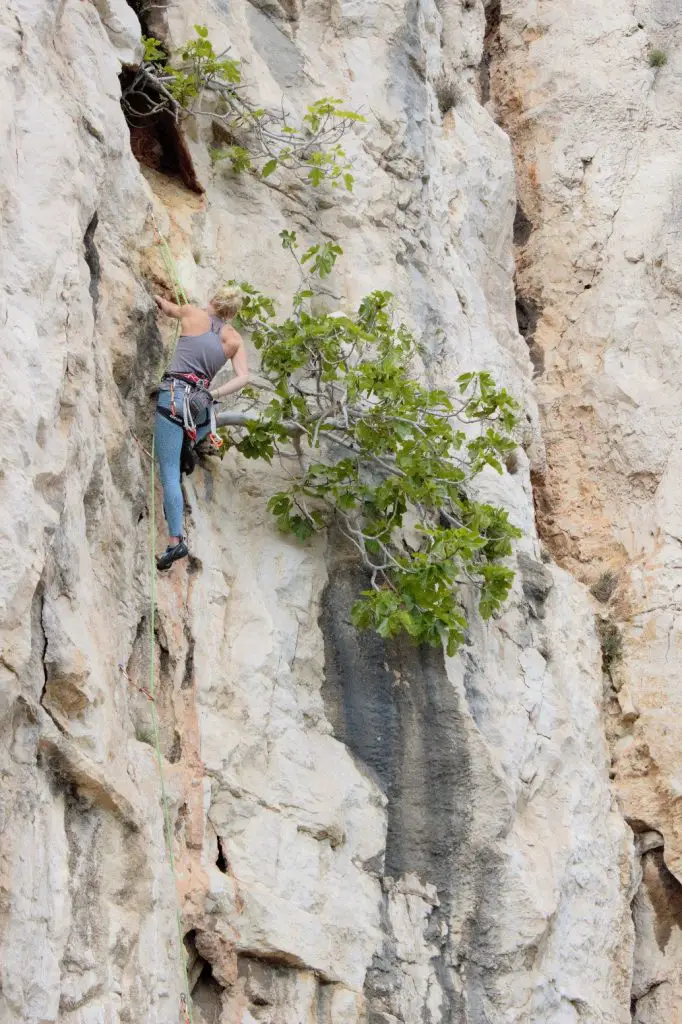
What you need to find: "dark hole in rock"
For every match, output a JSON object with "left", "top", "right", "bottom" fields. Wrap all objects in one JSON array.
[
  {"left": 485, "top": 0, "right": 502, "bottom": 35},
  {"left": 216, "top": 837, "right": 228, "bottom": 874},
  {"left": 184, "top": 930, "right": 224, "bottom": 1018},
  {"left": 641, "top": 848, "right": 682, "bottom": 952},
  {"left": 168, "top": 730, "right": 182, "bottom": 764},
  {"left": 118, "top": 68, "right": 203, "bottom": 193},
  {"left": 193, "top": 962, "right": 222, "bottom": 1018},
  {"left": 513, "top": 203, "right": 533, "bottom": 247}
]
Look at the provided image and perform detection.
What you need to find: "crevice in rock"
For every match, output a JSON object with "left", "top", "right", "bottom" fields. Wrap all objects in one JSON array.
[
  {"left": 83, "top": 212, "right": 101, "bottom": 311},
  {"left": 480, "top": 0, "right": 501, "bottom": 106},
  {"left": 181, "top": 624, "right": 195, "bottom": 690},
  {"left": 156, "top": 622, "right": 171, "bottom": 687},
  {"left": 125, "top": 614, "right": 181, "bottom": 762},
  {"left": 35, "top": 581, "right": 68, "bottom": 738},
  {"left": 515, "top": 294, "right": 544, "bottom": 376},
  {"left": 35, "top": 583, "right": 48, "bottom": 703}
]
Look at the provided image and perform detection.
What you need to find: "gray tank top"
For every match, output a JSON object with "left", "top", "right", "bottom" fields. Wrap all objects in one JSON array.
[{"left": 168, "top": 315, "right": 227, "bottom": 382}]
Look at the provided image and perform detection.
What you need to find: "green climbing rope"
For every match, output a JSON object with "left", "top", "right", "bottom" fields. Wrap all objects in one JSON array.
[
  {"left": 153, "top": 211, "right": 189, "bottom": 307},
  {"left": 147, "top": 213, "right": 195, "bottom": 1024}
]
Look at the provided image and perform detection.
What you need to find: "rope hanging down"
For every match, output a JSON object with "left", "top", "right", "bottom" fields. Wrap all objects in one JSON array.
[{"left": 147, "top": 212, "right": 195, "bottom": 1024}]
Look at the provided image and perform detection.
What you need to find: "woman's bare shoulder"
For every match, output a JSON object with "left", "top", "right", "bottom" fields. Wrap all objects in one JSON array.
[{"left": 221, "top": 323, "right": 242, "bottom": 355}]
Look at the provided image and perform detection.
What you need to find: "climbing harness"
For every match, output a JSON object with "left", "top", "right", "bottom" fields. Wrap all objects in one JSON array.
[{"left": 156, "top": 372, "right": 223, "bottom": 450}]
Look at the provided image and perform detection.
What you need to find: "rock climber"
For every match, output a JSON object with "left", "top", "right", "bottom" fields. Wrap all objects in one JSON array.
[{"left": 153, "top": 286, "right": 250, "bottom": 570}]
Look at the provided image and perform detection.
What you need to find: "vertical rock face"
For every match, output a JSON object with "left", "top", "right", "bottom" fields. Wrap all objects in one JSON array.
[
  {"left": 0, "top": 0, "right": 635, "bottom": 1022},
  {"left": 487, "top": 0, "right": 682, "bottom": 1015}
]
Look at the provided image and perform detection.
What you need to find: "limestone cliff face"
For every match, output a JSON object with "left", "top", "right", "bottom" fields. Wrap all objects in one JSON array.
[
  {"left": 0, "top": 1, "right": 635, "bottom": 1022},
  {"left": 488, "top": 0, "right": 682, "bottom": 1018}
]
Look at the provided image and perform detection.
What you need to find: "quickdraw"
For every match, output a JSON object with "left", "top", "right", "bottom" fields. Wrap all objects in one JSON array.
[{"left": 118, "top": 663, "right": 155, "bottom": 702}]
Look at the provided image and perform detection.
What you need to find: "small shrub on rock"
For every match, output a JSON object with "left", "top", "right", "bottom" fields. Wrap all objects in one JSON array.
[
  {"left": 598, "top": 617, "right": 623, "bottom": 673},
  {"left": 648, "top": 49, "right": 667, "bottom": 68}
]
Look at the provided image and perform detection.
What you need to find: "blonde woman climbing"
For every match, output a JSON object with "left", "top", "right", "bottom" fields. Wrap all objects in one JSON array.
[{"left": 154, "top": 285, "right": 250, "bottom": 570}]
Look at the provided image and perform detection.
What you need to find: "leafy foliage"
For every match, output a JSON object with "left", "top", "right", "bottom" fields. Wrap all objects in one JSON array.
[
  {"left": 648, "top": 48, "right": 667, "bottom": 67},
  {"left": 220, "top": 235, "right": 522, "bottom": 654},
  {"left": 126, "top": 26, "right": 364, "bottom": 190}
]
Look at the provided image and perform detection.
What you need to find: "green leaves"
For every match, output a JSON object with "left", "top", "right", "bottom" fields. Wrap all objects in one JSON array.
[
  {"left": 303, "top": 97, "right": 366, "bottom": 134},
  {"left": 210, "top": 145, "right": 252, "bottom": 173},
  {"left": 300, "top": 241, "right": 343, "bottom": 278},
  {"left": 223, "top": 239, "right": 522, "bottom": 655},
  {"left": 135, "top": 29, "right": 363, "bottom": 194},
  {"left": 279, "top": 230, "right": 298, "bottom": 251},
  {"left": 142, "top": 35, "right": 166, "bottom": 63}
]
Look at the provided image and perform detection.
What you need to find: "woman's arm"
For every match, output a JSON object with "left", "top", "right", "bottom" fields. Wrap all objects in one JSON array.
[
  {"left": 210, "top": 337, "right": 250, "bottom": 400},
  {"left": 155, "top": 295, "right": 194, "bottom": 319}
]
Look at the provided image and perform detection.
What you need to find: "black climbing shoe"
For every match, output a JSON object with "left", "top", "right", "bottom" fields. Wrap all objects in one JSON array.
[{"left": 156, "top": 540, "right": 189, "bottom": 571}]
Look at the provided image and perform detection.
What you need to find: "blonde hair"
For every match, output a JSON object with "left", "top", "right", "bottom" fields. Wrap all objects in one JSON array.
[{"left": 210, "top": 285, "right": 244, "bottom": 320}]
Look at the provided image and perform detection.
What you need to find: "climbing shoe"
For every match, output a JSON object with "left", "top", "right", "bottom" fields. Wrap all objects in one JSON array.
[{"left": 156, "top": 539, "right": 189, "bottom": 571}]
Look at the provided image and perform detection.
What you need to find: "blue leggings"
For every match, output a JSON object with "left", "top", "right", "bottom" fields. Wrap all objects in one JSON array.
[{"left": 154, "top": 388, "right": 211, "bottom": 537}]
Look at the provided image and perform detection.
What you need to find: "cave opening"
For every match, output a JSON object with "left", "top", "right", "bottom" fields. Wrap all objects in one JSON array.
[
  {"left": 118, "top": 0, "right": 203, "bottom": 194},
  {"left": 118, "top": 66, "right": 203, "bottom": 193}
]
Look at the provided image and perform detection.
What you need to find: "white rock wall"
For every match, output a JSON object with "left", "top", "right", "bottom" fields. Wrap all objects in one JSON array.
[
  {"left": 0, "top": 0, "right": 634, "bottom": 1021},
  {"left": 487, "top": 0, "right": 682, "bottom": 1015}
]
